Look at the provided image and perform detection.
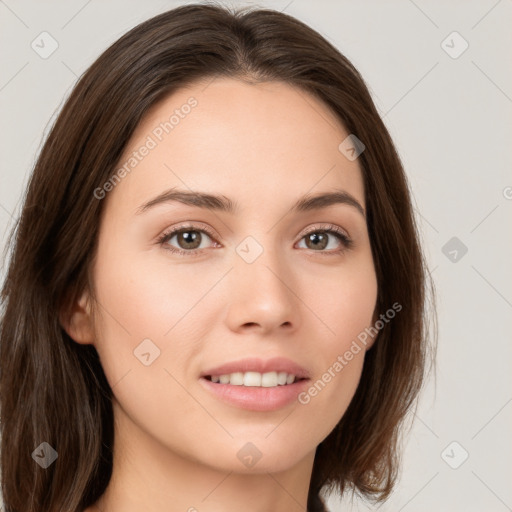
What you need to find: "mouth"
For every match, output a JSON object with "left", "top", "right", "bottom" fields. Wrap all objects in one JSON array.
[
  {"left": 203, "top": 371, "right": 306, "bottom": 387},
  {"left": 199, "top": 357, "right": 310, "bottom": 411}
]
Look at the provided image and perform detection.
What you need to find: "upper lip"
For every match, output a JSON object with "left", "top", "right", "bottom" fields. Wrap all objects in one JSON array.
[{"left": 200, "top": 357, "right": 310, "bottom": 379}]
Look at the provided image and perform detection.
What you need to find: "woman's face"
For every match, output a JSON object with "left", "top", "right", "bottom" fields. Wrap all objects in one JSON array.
[{"left": 84, "top": 78, "right": 378, "bottom": 474}]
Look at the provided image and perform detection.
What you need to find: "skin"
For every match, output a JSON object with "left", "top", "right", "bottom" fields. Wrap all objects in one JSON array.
[{"left": 65, "top": 77, "right": 378, "bottom": 512}]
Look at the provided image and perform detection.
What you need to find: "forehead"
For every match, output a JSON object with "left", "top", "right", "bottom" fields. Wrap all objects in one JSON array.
[{"left": 107, "top": 78, "right": 365, "bottom": 215}]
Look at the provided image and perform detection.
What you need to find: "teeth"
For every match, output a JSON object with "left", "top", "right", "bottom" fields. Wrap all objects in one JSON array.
[
  {"left": 244, "top": 371, "right": 261, "bottom": 387},
  {"left": 208, "top": 371, "right": 297, "bottom": 387},
  {"left": 230, "top": 372, "right": 244, "bottom": 385},
  {"left": 277, "top": 371, "right": 288, "bottom": 385}
]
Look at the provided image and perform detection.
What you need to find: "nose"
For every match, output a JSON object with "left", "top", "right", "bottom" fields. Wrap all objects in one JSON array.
[{"left": 224, "top": 246, "right": 301, "bottom": 336}]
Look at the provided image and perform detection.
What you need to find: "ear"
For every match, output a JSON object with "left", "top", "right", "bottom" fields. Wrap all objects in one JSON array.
[{"left": 59, "top": 290, "right": 95, "bottom": 345}]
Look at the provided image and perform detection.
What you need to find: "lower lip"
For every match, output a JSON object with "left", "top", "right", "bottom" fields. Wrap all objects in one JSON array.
[{"left": 199, "top": 377, "right": 310, "bottom": 412}]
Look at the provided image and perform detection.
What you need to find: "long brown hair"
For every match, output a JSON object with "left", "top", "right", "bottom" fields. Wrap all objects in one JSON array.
[{"left": 0, "top": 2, "right": 436, "bottom": 511}]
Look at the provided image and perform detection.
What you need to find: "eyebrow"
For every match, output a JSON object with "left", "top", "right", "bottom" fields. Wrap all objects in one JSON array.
[{"left": 136, "top": 187, "right": 365, "bottom": 218}]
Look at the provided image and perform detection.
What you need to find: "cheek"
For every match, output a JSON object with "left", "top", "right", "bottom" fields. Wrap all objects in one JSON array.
[
  {"left": 90, "top": 239, "right": 211, "bottom": 383},
  {"left": 300, "top": 251, "right": 378, "bottom": 349},
  {"left": 295, "top": 255, "right": 377, "bottom": 430},
  {"left": 89, "top": 247, "right": 215, "bottom": 443}
]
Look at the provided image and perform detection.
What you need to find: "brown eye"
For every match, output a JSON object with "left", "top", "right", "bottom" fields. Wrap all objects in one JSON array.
[
  {"left": 297, "top": 226, "right": 352, "bottom": 254},
  {"left": 173, "top": 230, "right": 204, "bottom": 250},
  {"left": 158, "top": 225, "right": 218, "bottom": 256},
  {"left": 304, "top": 231, "right": 329, "bottom": 250}
]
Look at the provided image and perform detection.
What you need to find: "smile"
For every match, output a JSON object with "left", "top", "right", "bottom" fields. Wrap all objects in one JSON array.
[{"left": 206, "top": 371, "right": 299, "bottom": 387}]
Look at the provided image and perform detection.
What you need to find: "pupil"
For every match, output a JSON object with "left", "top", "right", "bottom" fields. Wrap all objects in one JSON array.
[
  {"left": 308, "top": 232, "right": 327, "bottom": 250},
  {"left": 179, "top": 231, "right": 200, "bottom": 249}
]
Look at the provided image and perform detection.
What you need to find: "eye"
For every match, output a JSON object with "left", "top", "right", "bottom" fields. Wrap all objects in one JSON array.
[
  {"left": 296, "top": 224, "right": 353, "bottom": 255},
  {"left": 157, "top": 224, "right": 219, "bottom": 256},
  {"left": 157, "top": 222, "right": 353, "bottom": 257}
]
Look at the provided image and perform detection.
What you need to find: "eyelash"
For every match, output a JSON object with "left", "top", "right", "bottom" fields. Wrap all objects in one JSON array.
[{"left": 156, "top": 223, "right": 353, "bottom": 257}]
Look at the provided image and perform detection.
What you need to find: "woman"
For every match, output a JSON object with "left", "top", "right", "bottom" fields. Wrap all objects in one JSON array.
[{"left": 0, "top": 3, "right": 435, "bottom": 511}]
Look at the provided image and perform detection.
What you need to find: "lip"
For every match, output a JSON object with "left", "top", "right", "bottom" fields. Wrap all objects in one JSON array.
[
  {"left": 199, "top": 357, "right": 310, "bottom": 412},
  {"left": 200, "top": 357, "right": 310, "bottom": 380},
  {"left": 199, "top": 377, "right": 310, "bottom": 412}
]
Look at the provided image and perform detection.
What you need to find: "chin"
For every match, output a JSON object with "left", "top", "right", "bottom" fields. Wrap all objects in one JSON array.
[{"left": 191, "top": 435, "right": 314, "bottom": 475}]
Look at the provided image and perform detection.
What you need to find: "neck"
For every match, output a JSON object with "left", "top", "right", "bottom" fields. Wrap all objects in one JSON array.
[{"left": 91, "top": 399, "right": 316, "bottom": 512}]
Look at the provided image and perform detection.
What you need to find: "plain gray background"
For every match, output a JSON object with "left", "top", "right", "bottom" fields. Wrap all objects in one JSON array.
[{"left": 1, "top": 1, "right": 511, "bottom": 511}]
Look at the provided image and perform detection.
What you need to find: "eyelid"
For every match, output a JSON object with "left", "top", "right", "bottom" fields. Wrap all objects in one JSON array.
[{"left": 298, "top": 223, "right": 350, "bottom": 240}]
